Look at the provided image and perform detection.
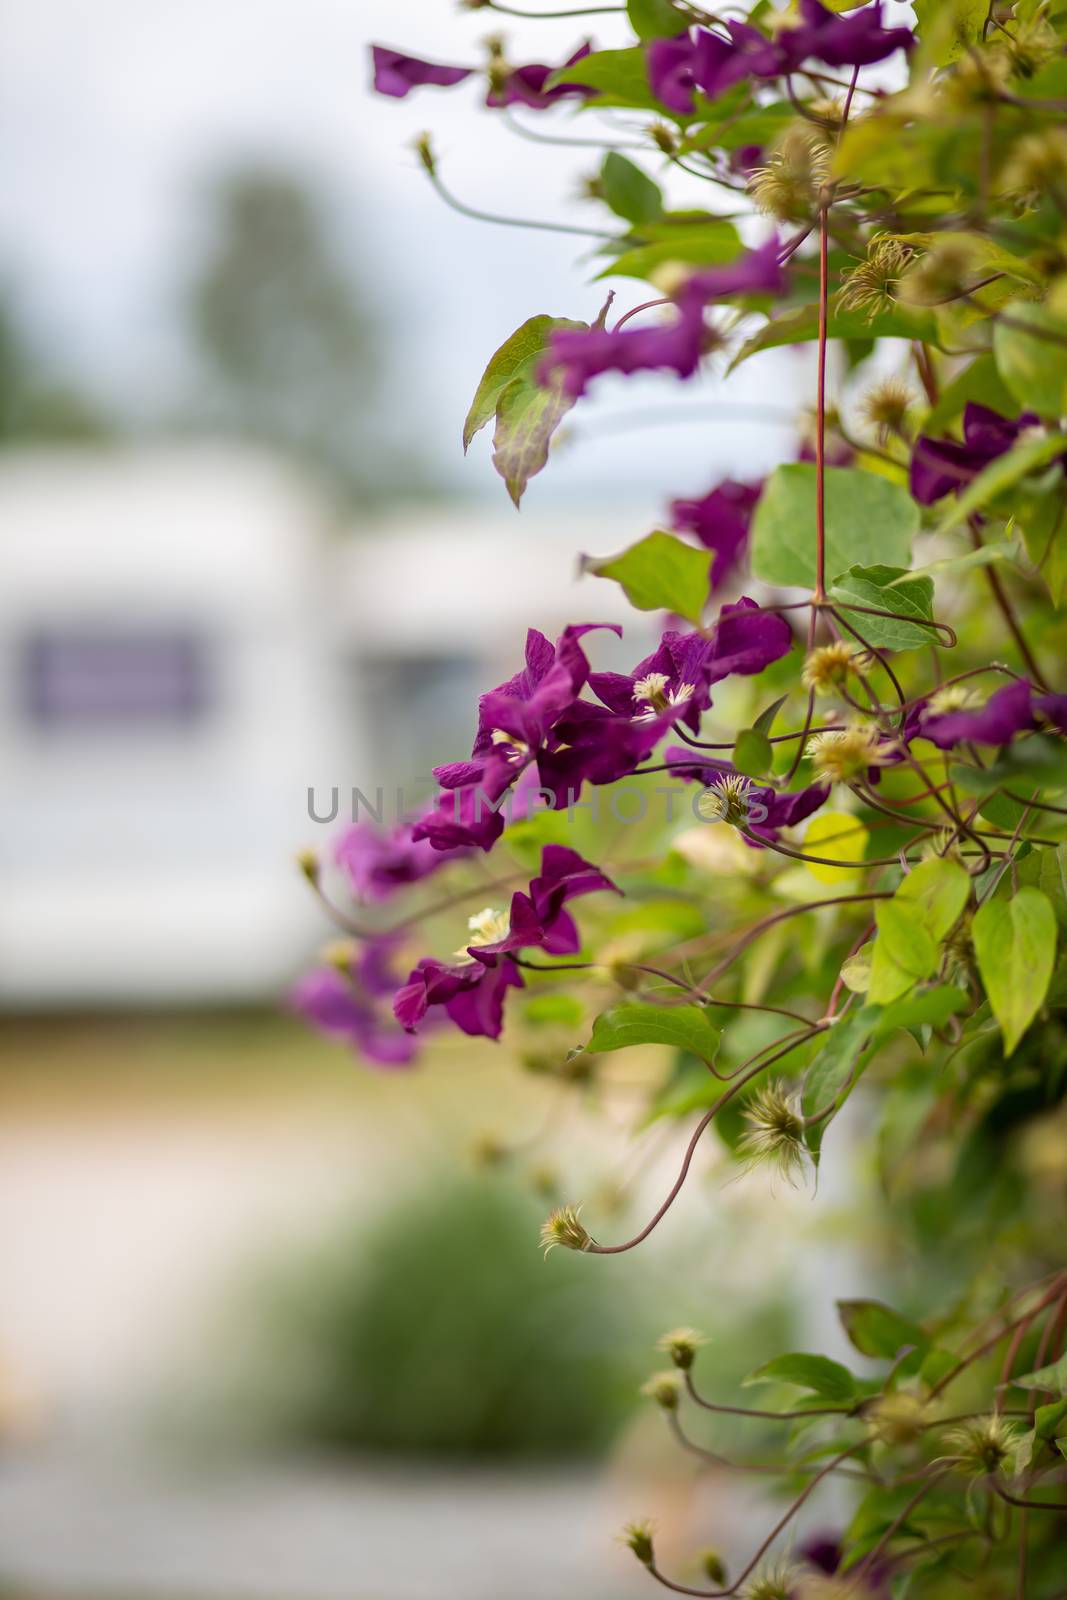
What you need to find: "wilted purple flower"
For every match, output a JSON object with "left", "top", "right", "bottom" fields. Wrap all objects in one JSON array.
[
  {"left": 292, "top": 937, "right": 420, "bottom": 1067},
  {"left": 540, "top": 237, "right": 785, "bottom": 399},
  {"left": 920, "top": 679, "right": 1036, "bottom": 748},
  {"left": 486, "top": 43, "right": 594, "bottom": 110},
  {"left": 394, "top": 847, "right": 616, "bottom": 1038},
  {"left": 370, "top": 45, "right": 473, "bottom": 99},
  {"left": 671, "top": 479, "right": 762, "bottom": 590},
  {"left": 910, "top": 404, "right": 1039, "bottom": 505},
  {"left": 333, "top": 822, "right": 469, "bottom": 901},
  {"left": 663, "top": 746, "right": 829, "bottom": 844},
  {"left": 471, "top": 845, "right": 619, "bottom": 960},
  {"left": 679, "top": 233, "right": 786, "bottom": 307},
  {"left": 412, "top": 751, "right": 518, "bottom": 853},
  {"left": 393, "top": 955, "right": 524, "bottom": 1040}
]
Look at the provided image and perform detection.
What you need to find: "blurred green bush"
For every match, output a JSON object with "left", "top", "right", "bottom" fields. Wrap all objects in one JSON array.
[{"left": 270, "top": 1177, "right": 643, "bottom": 1460}]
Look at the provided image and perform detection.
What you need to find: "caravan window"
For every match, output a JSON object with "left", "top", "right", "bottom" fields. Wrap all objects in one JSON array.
[{"left": 20, "top": 626, "right": 209, "bottom": 728}]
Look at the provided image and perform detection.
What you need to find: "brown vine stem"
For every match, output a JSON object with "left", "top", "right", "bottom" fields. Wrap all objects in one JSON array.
[
  {"left": 967, "top": 516, "right": 1050, "bottom": 691},
  {"left": 814, "top": 201, "right": 830, "bottom": 603}
]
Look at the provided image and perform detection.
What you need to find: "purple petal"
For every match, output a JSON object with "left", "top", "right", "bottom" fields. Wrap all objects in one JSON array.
[
  {"left": 921, "top": 680, "right": 1036, "bottom": 748},
  {"left": 370, "top": 45, "right": 473, "bottom": 99}
]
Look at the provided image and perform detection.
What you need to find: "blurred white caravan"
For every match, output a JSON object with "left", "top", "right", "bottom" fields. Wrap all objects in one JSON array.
[{"left": 0, "top": 447, "right": 651, "bottom": 1006}]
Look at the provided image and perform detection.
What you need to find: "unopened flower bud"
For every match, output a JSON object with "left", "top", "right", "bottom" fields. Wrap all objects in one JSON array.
[
  {"left": 539, "top": 1203, "right": 592, "bottom": 1256},
  {"left": 699, "top": 1549, "right": 728, "bottom": 1586},
  {"left": 641, "top": 1370, "right": 682, "bottom": 1411},
  {"left": 322, "top": 939, "right": 357, "bottom": 974},
  {"left": 470, "top": 1131, "right": 509, "bottom": 1168},
  {"left": 865, "top": 1391, "right": 926, "bottom": 1448},
  {"left": 657, "top": 1326, "right": 706, "bottom": 1371},
  {"left": 649, "top": 122, "right": 677, "bottom": 155},
  {"left": 296, "top": 847, "right": 320, "bottom": 886},
  {"left": 621, "top": 1520, "right": 655, "bottom": 1567}
]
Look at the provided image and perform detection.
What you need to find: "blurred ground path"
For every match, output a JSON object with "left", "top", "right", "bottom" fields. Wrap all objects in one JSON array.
[{"left": 0, "top": 1439, "right": 652, "bottom": 1600}]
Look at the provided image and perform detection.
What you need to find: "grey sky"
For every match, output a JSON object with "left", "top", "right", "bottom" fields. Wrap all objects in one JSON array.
[{"left": 0, "top": 1, "right": 914, "bottom": 506}]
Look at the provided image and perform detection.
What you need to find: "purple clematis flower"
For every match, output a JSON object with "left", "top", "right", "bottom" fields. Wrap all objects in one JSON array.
[
  {"left": 394, "top": 847, "right": 617, "bottom": 1039},
  {"left": 292, "top": 937, "right": 420, "bottom": 1067},
  {"left": 486, "top": 43, "right": 594, "bottom": 110},
  {"left": 919, "top": 679, "right": 1036, "bottom": 748},
  {"left": 663, "top": 746, "right": 829, "bottom": 844},
  {"left": 671, "top": 479, "right": 762, "bottom": 592},
  {"left": 414, "top": 624, "right": 620, "bottom": 852},
  {"left": 589, "top": 629, "right": 717, "bottom": 736},
  {"left": 647, "top": 29, "right": 748, "bottom": 116},
  {"left": 910, "top": 403, "right": 1039, "bottom": 506},
  {"left": 371, "top": 45, "right": 474, "bottom": 99},
  {"left": 540, "top": 236, "right": 785, "bottom": 399},
  {"left": 333, "top": 822, "right": 469, "bottom": 901},
  {"left": 772, "top": 0, "right": 913, "bottom": 71},
  {"left": 1035, "top": 691, "right": 1067, "bottom": 734},
  {"left": 707, "top": 597, "right": 793, "bottom": 682}
]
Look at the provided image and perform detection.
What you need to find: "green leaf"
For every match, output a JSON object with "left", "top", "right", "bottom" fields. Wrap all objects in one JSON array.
[
  {"left": 934, "top": 434, "right": 1067, "bottom": 536},
  {"left": 583, "top": 531, "right": 711, "bottom": 623},
  {"left": 1035, "top": 1395, "right": 1067, "bottom": 1440},
  {"left": 733, "top": 727, "right": 773, "bottom": 779},
  {"left": 913, "top": 0, "right": 989, "bottom": 65},
  {"left": 550, "top": 46, "right": 661, "bottom": 111},
  {"left": 972, "top": 887, "right": 1057, "bottom": 1057},
  {"left": 753, "top": 694, "right": 788, "bottom": 738},
  {"left": 1014, "top": 1354, "right": 1067, "bottom": 1395},
  {"left": 828, "top": 565, "right": 935, "bottom": 651},
  {"left": 599, "top": 219, "right": 740, "bottom": 283},
  {"left": 584, "top": 1001, "right": 721, "bottom": 1064},
  {"left": 867, "top": 859, "right": 970, "bottom": 1006},
  {"left": 626, "top": 0, "right": 689, "bottom": 39},
  {"left": 744, "top": 1352, "right": 857, "bottom": 1403},
  {"left": 994, "top": 302, "right": 1067, "bottom": 419},
  {"left": 599, "top": 153, "right": 663, "bottom": 227},
  {"left": 750, "top": 465, "right": 919, "bottom": 590},
  {"left": 873, "top": 984, "right": 969, "bottom": 1038},
  {"left": 464, "top": 314, "right": 585, "bottom": 505},
  {"left": 802, "top": 1007, "right": 879, "bottom": 1160},
  {"left": 838, "top": 1300, "right": 929, "bottom": 1364},
  {"left": 729, "top": 298, "right": 939, "bottom": 371}
]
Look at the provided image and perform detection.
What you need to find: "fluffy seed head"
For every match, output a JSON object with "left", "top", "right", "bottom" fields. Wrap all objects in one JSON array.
[
  {"left": 738, "top": 1081, "right": 808, "bottom": 1185},
  {"left": 744, "top": 1561, "right": 802, "bottom": 1600},
  {"left": 996, "top": 14, "right": 1060, "bottom": 78},
  {"left": 809, "top": 722, "right": 889, "bottom": 785},
  {"left": 641, "top": 1370, "right": 682, "bottom": 1411},
  {"left": 749, "top": 124, "right": 832, "bottom": 223},
  {"left": 649, "top": 122, "right": 677, "bottom": 155},
  {"left": 898, "top": 237, "right": 980, "bottom": 308},
  {"left": 295, "top": 847, "right": 320, "bottom": 885},
  {"left": 539, "top": 1203, "right": 592, "bottom": 1256},
  {"left": 858, "top": 377, "right": 916, "bottom": 439},
  {"left": 838, "top": 236, "right": 917, "bottom": 319},
  {"left": 620, "top": 1520, "right": 655, "bottom": 1567},
  {"left": 865, "top": 1391, "right": 927, "bottom": 1448},
  {"left": 944, "top": 1414, "right": 1019, "bottom": 1477},
  {"left": 413, "top": 132, "right": 436, "bottom": 176},
  {"left": 802, "top": 641, "right": 859, "bottom": 695},
  {"left": 657, "top": 1326, "right": 706, "bottom": 1371},
  {"left": 927, "top": 684, "right": 982, "bottom": 716},
  {"left": 470, "top": 1131, "right": 509, "bottom": 1168},
  {"left": 1002, "top": 129, "right": 1067, "bottom": 201}
]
